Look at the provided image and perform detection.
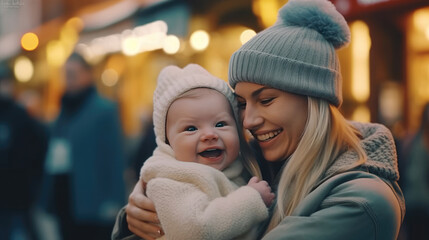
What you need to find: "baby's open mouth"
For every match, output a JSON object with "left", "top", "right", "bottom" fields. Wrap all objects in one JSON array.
[{"left": 199, "top": 149, "right": 223, "bottom": 158}]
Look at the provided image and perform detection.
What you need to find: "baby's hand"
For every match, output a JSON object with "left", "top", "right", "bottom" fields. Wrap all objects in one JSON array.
[{"left": 247, "top": 176, "right": 275, "bottom": 207}]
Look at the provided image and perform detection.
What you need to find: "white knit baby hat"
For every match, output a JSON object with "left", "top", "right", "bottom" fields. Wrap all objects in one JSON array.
[{"left": 153, "top": 64, "right": 237, "bottom": 143}]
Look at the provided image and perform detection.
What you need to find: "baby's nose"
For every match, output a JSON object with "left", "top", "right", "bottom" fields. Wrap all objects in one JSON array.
[{"left": 200, "top": 129, "right": 218, "bottom": 141}]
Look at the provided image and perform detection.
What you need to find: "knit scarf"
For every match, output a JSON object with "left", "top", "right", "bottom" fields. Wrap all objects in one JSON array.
[{"left": 325, "top": 121, "right": 399, "bottom": 182}]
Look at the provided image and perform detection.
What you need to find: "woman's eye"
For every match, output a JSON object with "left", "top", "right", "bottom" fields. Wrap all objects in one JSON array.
[
  {"left": 185, "top": 126, "right": 197, "bottom": 131},
  {"left": 260, "top": 98, "right": 274, "bottom": 105},
  {"left": 216, "top": 121, "right": 226, "bottom": 127}
]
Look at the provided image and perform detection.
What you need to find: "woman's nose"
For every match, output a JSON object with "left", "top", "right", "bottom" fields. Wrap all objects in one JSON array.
[{"left": 242, "top": 106, "right": 263, "bottom": 130}]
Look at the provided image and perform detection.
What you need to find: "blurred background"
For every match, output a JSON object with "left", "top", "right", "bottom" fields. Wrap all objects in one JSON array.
[{"left": 1, "top": 0, "right": 429, "bottom": 239}]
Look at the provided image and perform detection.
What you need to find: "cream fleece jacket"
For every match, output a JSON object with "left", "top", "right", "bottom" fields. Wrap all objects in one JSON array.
[{"left": 140, "top": 139, "right": 268, "bottom": 240}]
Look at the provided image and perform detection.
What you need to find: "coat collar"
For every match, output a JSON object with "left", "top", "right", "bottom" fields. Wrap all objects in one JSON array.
[{"left": 324, "top": 121, "right": 399, "bottom": 182}]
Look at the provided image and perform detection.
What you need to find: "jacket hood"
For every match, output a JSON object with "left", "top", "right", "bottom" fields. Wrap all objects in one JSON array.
[{"left": 325, "top": 121, "right": 399, "bottom": 181}]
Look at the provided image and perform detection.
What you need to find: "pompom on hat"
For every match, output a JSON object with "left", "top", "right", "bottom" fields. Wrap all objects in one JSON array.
[
  {"left": 153, "top": 64, "right": 237, "bottom": 143},
  {"left": 229, "top": 0, "right": 350, "bottom": 107}
]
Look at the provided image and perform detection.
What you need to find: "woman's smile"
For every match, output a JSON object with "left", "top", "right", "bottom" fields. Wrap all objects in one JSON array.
[{"left": 253, "top": 129, "right": 283, "bottom": 142}]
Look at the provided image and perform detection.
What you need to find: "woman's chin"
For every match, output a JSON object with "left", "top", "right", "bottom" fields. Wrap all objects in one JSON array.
[
  {"left": 262, "top": 153, "right": 283, "bottom": 162},
  {"left": 262, "top": 149, "right": 291, "bottom": 162}
]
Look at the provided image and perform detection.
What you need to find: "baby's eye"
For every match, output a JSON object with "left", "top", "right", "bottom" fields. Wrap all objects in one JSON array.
[
  {"left": 185, "top": 126, "right": 197, "bottom": 131},
  {"left": 215, "top": 121, "right": 226, "bottom": 128}
]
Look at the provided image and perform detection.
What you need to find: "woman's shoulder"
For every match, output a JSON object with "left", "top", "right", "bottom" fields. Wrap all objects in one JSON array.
[
  {"left": 320, "top": 171, "right": 403, "bottom": 215},
  {"left": 316, "top": 171, "right": 402, "bottom": 232},
  {"left": 272, "top": 171, "right": 404, "bottom": 240},
  {"left": 264, "top": 174, "right": 403, "bottom": 240}
]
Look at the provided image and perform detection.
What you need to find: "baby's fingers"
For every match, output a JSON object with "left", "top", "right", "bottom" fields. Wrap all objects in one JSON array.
[{"left": 248, "top": 176, "right": 260, "bottom": 184}]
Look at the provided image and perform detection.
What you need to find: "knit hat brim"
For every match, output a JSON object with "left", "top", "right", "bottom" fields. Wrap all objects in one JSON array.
[{"left": 229, "top": 49, "right": 342, "bottom": 106}]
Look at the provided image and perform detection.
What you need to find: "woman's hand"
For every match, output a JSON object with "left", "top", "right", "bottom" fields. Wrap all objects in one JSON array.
[{"left": 126, "top": 181, "right": 163, "bottom": 240}]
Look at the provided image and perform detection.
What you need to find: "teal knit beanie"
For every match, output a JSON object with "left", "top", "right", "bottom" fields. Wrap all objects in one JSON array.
[{"left": 229, "top": 0, "right": 350, "bottom": 107}]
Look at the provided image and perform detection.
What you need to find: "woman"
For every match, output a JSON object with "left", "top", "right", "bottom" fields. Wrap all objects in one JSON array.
[{"left": 113, "top": 0, "right": 404, "bottom": 239}]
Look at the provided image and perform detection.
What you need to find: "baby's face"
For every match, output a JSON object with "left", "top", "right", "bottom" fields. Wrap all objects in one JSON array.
[{"left": 166, "top": 88, "right": 239, "bottom": 171}]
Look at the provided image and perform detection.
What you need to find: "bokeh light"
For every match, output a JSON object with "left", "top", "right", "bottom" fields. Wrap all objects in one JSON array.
[
  {"left": 190, "top": 30, "right": 210, "bottom": 51},
  {"left": 163, "top": 35, "right": 180, "bottom": 54},
  {"left": 21, "top": 32, "right": 39, "bottom": 51},
  {"left": 101, "top": 68, "right": 119, "bottom": 87},
  {"left": 351, "top": 105, "right": 371, "bottom": 123},
  {"left": 122, "top": 36, "right": 140, "bottom": 56},
  {"left": 351, "top": 20, "right": 371, "bottom": 103},
  {"left": 46, "top": 40, "right": 67, "bottom": 67},
  {"left": 240, "top": 29, "right": 256, "bottom": 45},
  {"left": 14, "top": 56, "right": 34, "bottom": 82}
]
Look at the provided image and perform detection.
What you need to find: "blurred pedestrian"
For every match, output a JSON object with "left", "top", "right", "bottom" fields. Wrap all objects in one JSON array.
[
  {"left": 0, "top": 62, "right": 49, "bottom": 240},
  {"left": 41, "top": 52, "right": 126, "bottom": 240},
  {"left": 401, "top": 102, "right": 429, "bottom": 240}
]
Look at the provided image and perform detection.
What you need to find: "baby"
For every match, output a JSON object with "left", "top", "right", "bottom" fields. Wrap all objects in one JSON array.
[{"left": 140, "top": 64, "right": 274, "bottom": 240}]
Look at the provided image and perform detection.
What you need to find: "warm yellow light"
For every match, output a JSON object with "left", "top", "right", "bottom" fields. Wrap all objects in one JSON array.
[
  {"left": 190, "top": 30, "right": 210, "bottom": 51},
  {"left": 66, "top": 17, "right": 84, "bottom": 31},
  {"left": 379, "top": 83, "right": 403, "bottom": 123},
  {"left": 139, "top": 32, "right": 166, "bottom": 52},
  {"left": 21, "top": 32, "right": 39, "bottom": 51},
  {"left": 46, "top": 40, "right": 67, "bottom": 67},
  {"left": 101, "top": 69, "right": 119, "bottom": 87},
  {"left": 413, "top": 9, "right": 429, "bottom": 32},
  {"left": 122, "top": 36, "right": 140, "bottom": 56},
  {"left": 351, "top": 21, "right": 371, "bottom": 102},
  {"left": 417, "top": 66, "right": 429, "bottom": 99},
  {"left": 425, "top": 27, "right": 429, "bottom": 40},
  {"left": 60, "top": 25, "right": 79, "bottom": 46},
  {"left": 163, "top": 35, "right": 180, "bottom": 54},
  {"left": 14, "top": 56, "right": 34, "bottom": 82},
  {"left": 351, "top": 105, "right": 371, "bottom": 123},
  {"left": 240, "top": 29, "right": 256, "bottom": 45},
  {"left": 252, "top": 0, "right": 281, "bottom": 28}
]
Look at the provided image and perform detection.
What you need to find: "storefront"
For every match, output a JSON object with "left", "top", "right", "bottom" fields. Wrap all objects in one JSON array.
[{"left": 331, "top": 0, "right": 429, "bottom": 137}]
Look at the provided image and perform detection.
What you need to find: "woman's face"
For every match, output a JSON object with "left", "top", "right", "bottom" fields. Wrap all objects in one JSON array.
[{"left": 235, "top": 82, "right": 308, "bottom": 162}]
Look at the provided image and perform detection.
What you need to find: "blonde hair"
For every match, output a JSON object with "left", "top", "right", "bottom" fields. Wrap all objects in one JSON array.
[
  {"left": 237, "top": 120, "right": 263, "bottom": 179},
  {"left": 265, "top": 97, "right": 367, "bottom": 233}
]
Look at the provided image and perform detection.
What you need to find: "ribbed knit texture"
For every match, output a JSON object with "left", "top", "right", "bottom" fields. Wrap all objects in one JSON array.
[
  {"left": 229, "top": 0, "right": 350, "bottom": 107},
  {"left": 153, "top": 64, "right": 236, "bottom": 143},
  {"left": 325, "top": 121, "right": 400, "bottom": 181}
]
